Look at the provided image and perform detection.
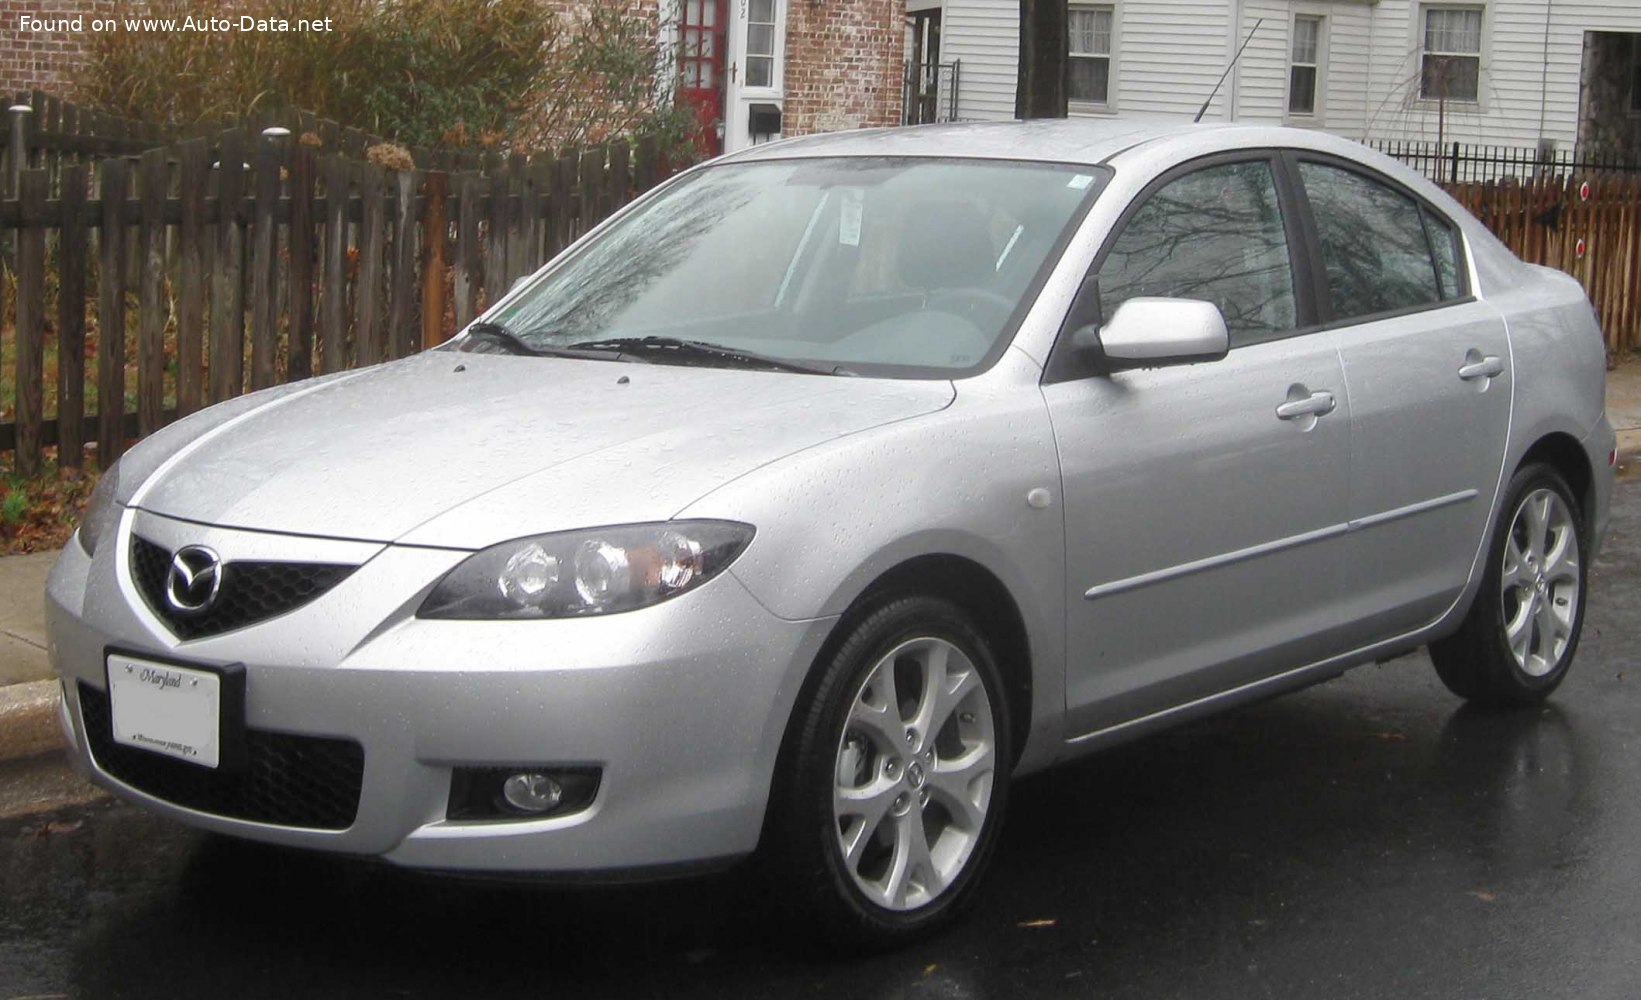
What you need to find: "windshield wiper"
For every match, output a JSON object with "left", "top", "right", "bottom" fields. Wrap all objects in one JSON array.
[
  {"left": 459, "top": 322, "right": 625, "bottom": 361},
  {"left": 567, "top": 337, "right": 852, "bottom": 376}
]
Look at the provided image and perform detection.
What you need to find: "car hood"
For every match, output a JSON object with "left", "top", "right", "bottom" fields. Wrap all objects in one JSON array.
[{"left": 129, "top": 353, "right": 954, "bottom": 549}]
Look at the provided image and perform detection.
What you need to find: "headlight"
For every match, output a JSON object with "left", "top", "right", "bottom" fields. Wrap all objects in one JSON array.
[
  {"left": 77, "top": 460, "right": 122, "bottom": 558},
  {"left": 418, "top": 521, "right": 755, "bottom": 620}
]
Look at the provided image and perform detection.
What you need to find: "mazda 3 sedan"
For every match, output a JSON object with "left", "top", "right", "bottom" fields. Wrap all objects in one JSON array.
[{"left": 48, "top": 120, "right": 1616, "bottom": 945}]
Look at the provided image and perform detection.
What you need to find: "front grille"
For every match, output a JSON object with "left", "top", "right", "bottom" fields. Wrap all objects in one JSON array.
[
  {"left": 79, "top": 683, "right": 365, "bottom": 831},
  {"left": 130, "top": 535, "right": 357, "bottom": 640}
]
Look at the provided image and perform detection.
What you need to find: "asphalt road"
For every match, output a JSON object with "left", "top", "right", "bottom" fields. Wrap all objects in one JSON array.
[{"left": 3, "top": 478, "right": 1638, "bottom": 1000}]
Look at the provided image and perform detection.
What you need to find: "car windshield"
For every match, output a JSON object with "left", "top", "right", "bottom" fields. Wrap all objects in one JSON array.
[{"left": 456, "top": 157, "right": 1106, "bottom": 377}]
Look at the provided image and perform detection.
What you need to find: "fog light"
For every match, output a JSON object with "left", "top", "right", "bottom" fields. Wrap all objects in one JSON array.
[
  {"left": 447, "top": 765, "right": 602, "bottom": 822},
  {"left": 502, "top": 772, "right": 563, "bottom": 814}
]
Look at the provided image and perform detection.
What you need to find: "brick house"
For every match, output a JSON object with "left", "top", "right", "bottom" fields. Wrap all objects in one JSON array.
[
  {"left": 666, "top": 0, "right": 905, "bottom": 154},
  {"left": 2, "top": 1, "right": 907, "bottom": 155}
]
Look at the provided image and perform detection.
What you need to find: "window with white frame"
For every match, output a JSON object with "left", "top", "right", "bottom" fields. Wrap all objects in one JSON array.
[
  {"left": 1288, "top": 15, "right": 1323, "bottom": 117},
  {"left": 745, "top": 0, "right": 777, "bottom": 89},
  {"left": 1420, "top": 7, "right": 1482, "bottom": 102},
  {"left": 1069, "top": 5, "right": 1114, "bottom": 107}
]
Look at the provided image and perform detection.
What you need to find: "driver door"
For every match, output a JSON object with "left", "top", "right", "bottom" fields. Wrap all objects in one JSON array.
[{"left": 1042, "top": 155, "right": 1355, "bottom": 738}]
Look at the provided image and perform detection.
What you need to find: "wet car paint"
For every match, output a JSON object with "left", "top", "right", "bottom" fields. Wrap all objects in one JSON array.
[{"left": 4, "top": 479, "right": 1637, "bottom": 999}]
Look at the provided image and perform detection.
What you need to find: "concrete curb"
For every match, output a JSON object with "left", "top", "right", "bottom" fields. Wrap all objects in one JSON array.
[{"left": 0, "top": 679, "right": 65, "bottom": 762}]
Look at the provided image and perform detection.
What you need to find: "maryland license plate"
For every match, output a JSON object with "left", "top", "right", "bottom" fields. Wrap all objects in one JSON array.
[{"left": 106, "top": 654, "right": 224, "bottom": 768}]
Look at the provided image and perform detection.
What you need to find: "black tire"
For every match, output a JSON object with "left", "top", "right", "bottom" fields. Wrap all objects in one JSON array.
[
  {"left": 766, "top": 595, "right": 1012, "bottom": 950},
  {"left": 1429, "top": 463, "right": 1588, "bottom": 706}
]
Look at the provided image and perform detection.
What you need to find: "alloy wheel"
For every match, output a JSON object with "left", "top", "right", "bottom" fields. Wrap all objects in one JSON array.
[
  {"left": 832, "top": 636, "right": 996, "bottom": 911},
  {"left": 1499, "top": 487, "right": 1581, "bottom": 677}
]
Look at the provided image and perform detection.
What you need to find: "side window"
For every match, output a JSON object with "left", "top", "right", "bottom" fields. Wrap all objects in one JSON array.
[
  {"left": 1098, "top": 160, "right": 1297, "bottom": 346},
  {"left": 1424, "top": 209, "right": 1463, "bottom": 300},
  {"left": 1298, "top": 161, "right": 1443, "bottom": 321}
]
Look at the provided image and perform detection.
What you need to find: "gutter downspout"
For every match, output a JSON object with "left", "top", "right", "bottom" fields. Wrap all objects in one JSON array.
[
  {"left": 1536, "top": 0, "right": 1554, "bottom": 146},
  {"left": 1363, "top": 5, "right": 1373, "bottom": 139},
  {"left": 1228, "top": 0, "right": 1245, "bottom": 120}
]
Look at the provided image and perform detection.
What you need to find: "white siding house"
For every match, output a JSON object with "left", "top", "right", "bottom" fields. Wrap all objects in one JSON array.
[{"left": 922, "top": 0, "right": 1641, "bottom": 152}]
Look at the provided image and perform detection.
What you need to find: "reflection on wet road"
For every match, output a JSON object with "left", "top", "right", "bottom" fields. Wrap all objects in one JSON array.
[{"left": 4, "top": 482, "right": 1639, "bottom": 998}]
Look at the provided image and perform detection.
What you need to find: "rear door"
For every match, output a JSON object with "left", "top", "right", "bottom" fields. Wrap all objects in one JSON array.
[{"left": 1290, "top": 157, "right": 1512, "bottom": 645}]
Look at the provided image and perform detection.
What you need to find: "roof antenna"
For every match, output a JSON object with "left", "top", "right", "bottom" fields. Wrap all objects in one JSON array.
[{"left": 1195, "top": 18, "right": 1264, "bottom": 123}]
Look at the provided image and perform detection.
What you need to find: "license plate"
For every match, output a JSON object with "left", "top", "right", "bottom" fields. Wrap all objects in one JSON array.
[{"left": 106, "top": 655, "right": 224, "bottom": 768}]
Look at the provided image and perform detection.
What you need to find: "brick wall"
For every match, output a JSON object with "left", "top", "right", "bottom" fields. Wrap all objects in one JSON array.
[
  {"left": 0, "top": 2, "right": 119, "bottom": 97},
  {"left": 783, "top": 0, "right": 904, "bottom": 138}
]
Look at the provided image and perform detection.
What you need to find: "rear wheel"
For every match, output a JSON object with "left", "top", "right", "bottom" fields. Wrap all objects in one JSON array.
[
  {"left": 1430, "top": 464, "right": 1587, "bottom": 705},
  {"left": 768, "top": 596, "right": 1011, "bottom": 948}
]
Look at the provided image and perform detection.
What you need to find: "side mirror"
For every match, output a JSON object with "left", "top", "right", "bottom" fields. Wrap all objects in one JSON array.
[{"left": 1071, "top": 297, "right": 1230, "bottom": 372}]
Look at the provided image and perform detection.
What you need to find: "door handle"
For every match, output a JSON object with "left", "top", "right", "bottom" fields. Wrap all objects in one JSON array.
[
  {"left": 1458, "top": 355, "right": 1505, "bottom": 381},
  {"left": 1276, "top": 390, "right": 1337, "bottom": 420}
]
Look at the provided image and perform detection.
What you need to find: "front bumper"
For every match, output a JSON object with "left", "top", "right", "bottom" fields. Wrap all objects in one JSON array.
[{"left": 47, "top": 509, "right": 836, "bottom": 873}]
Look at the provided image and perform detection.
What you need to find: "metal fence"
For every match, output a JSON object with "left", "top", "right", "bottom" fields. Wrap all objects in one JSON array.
[
  {"left": 1369, "top": 139, "right": 1641, "bottom": 186},
  {"left": 903, "top": 61, "right": 961, "bottom": 126}
]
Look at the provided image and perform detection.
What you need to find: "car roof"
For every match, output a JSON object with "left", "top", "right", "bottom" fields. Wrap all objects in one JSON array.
[{"left": 718, "top": 118, "right": 1266, "bottom": 168}]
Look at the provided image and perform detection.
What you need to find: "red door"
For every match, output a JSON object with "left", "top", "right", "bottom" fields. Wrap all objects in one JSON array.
[{"left": 677, "top": 0, "right": 729, "bottom": 157}]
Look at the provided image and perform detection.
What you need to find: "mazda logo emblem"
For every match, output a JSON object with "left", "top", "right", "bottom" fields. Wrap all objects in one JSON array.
[{"left": 165, "top": 546, "right": 223, "bottom": 615}]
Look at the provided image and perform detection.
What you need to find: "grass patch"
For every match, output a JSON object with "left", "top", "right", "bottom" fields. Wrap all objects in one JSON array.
[{"left": 0, "top": 452, "right": 98, "bottom": 556}]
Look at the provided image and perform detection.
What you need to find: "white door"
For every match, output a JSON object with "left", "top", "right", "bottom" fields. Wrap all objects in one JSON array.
[{"left": 724, "top": 0, "right": 786, "bottom": 152}]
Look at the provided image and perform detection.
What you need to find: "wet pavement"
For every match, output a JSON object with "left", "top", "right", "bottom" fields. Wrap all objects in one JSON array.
[{"left": 3, "top": 479, "right": 1638, "bottom": 999}]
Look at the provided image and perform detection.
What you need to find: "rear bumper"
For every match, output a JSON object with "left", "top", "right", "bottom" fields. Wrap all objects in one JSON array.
[{"left": 48, "top": 510, "right": 836, "bottom": 873}]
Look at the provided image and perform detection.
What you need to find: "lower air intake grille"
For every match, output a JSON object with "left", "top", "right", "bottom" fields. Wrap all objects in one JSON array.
[{"left": 79, "top": 683, "right": 365, "bottom": 831}]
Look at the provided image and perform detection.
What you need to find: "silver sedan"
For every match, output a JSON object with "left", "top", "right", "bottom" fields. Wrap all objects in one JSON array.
[{"left": 46, "top": 120, "right": 1616, "bottom": 946}]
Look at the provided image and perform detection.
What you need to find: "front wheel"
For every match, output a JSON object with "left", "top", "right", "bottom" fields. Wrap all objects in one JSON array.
[
  {"left": 1430, "top": 463, "right": 1588, "bottom": 706},
  {"left": 767, "top": 596, "right": 1012, "bottom": 948}
]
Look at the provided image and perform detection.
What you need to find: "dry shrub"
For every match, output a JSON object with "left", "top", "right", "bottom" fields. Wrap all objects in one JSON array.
[
  {"left": 75, "top": 0, "right": 692, "bottom": 155},
  {"left": 365, "top": 142, "right": 416, "bottom": 172}
]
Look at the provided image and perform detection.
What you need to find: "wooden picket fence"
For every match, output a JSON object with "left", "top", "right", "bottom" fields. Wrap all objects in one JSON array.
[
  {"left": 1, "top": 98, "right": 683, "bottom": 476},
  {"left": 1445, "top": 174, "right": 1641, "bottom": 356}
]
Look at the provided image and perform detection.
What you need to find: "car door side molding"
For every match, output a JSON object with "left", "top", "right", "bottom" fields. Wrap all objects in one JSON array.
[{"left": 1083, "top": 489, "right": 1479, "bottom": 601}]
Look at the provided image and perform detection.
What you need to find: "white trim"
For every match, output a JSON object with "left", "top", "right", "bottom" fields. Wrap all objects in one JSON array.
[{"left": 657, "top": 0, "right": 682, "bottom": 106}]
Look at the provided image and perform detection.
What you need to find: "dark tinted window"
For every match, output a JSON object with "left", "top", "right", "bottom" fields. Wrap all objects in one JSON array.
[
  {"left": 1299, "top": 161, "right": 1442, "bottom": 321},
  {"left": 1098, "top": 160, "right": 1296, "bottom": 345}
]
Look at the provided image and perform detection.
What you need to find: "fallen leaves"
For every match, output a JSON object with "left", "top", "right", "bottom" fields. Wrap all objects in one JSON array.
[
  {"left": 1469, "top": 890, "right": 1498, "bottom": 903},
  {"left": 0, "top": 453, "right": 97, "bottom": 556}
]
